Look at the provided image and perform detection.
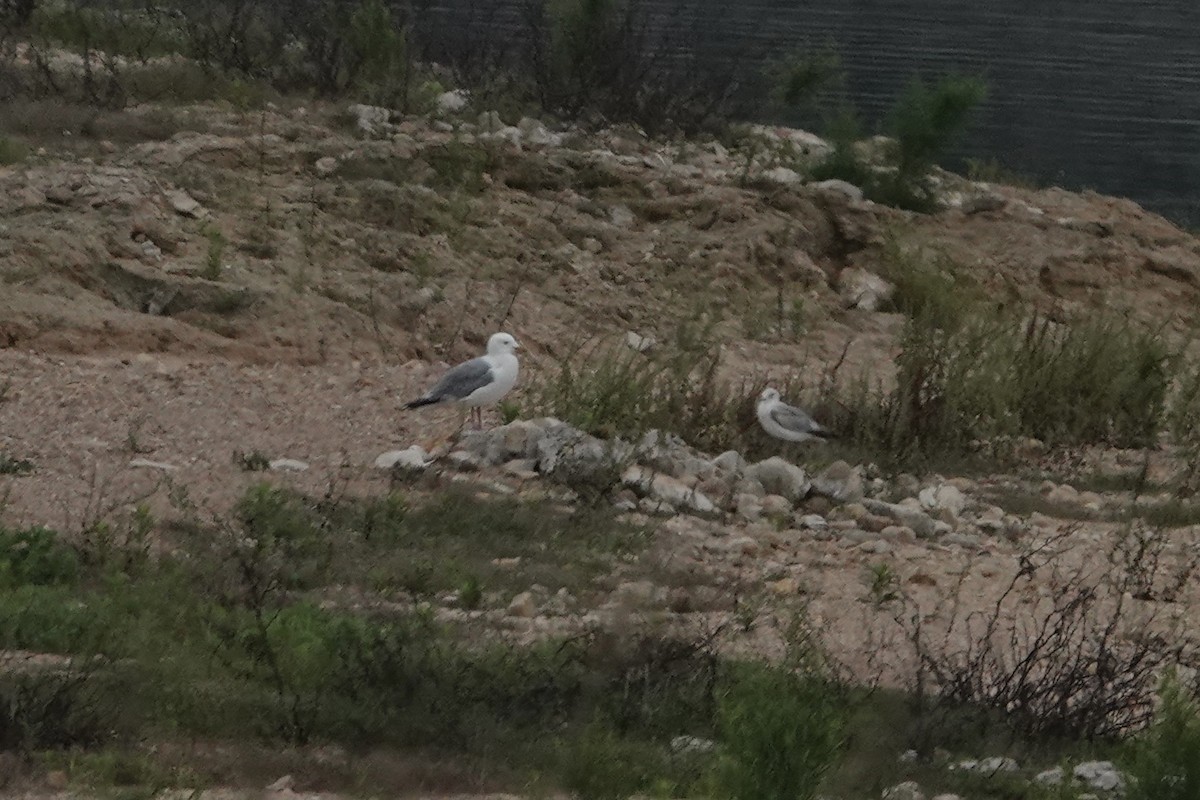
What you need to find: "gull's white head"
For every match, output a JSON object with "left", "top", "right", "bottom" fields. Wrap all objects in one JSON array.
[
  {"left": 487, "top": 332, "right": 520, "bottom": 356},
  {"left": 759, "top": 387, "right": 780, "bottom": 404}
]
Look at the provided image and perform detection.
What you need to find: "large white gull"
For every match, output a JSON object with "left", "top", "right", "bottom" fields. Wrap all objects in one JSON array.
[
  {"left": 405, "top": 332, "right": 520, "bottom": 430},
  {"left": 756, "top": 387, "right": 832, "bottom": 443}
]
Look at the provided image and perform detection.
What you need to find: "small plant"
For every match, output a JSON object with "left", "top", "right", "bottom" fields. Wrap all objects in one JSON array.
[
  {"left": 0, "top": 135, "right": 28, "bottom": 165},
  {"left": 1123, "top": 673, "right": 1200, "bottom": 800},
  {"left": 864, "top": 562, "right": 899, "bottom": 608},
  {"left": 716, "top": 662, "right": 846, "bottom": 800},
  {"left": 233, "top": 449, "right": 271, "bottom": 472},
  {"left": 457, "top": 574, "right": 484, "bottom": 609},
  {"left": 0, "top": 454, "right": 34, "bottom": 475},
  {"left": 203, "top": 228, "right": 226, "bottom": 280}
]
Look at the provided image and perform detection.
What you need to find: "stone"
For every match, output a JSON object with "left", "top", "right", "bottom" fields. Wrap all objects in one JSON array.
[
  {"left": 763, "top": 166, "right": 803, "bottom": 185},
  {"left": 745, "top": 457, "right": 809, "bottom": 501},
  {"left": 1035, "top": 767, "right": 1065, "bottom": 786},
  {"left": 446, "top": 450, "right": 484, "bottom": 471},
  {"left": 761, "top": 494, "right": 792, "bottom": 516},
  {"left": 863, "top": 499, "right": 937, "bottom": 538},
  {"left": 811, "top": 460, "right": 865, "bottom": 503},
  {"left": 266, "top": 775, "right": 295, "bottom": 792},
  {"left": 671, "top": 735, "right": 717, "bottom": 755},
  {"left": 960, "top": 192, "right": 1006, "bottom": 214},
  {"left": 622, "top": 465, "right": 715, "bottom": 513},
  {"left": 898, "top": 749, "right": 919, "bottom": 763},
  {"left": 374, "top": 445, "right": 430, "bottom": 470},
  {"left": 507, "top": 591, "right": 536, "bottom": 618},
  {"left": 164, "top": 188, "right": 203, "bottom": 218},
  {"left": 811, "top": 178, "right": 864, "bottom": 203},
  {"left": 314, "top": 156, "right": 338, "bottom": 177},
  {"left": 129, "top": 458, "right": 178, "bottom": 471},
  {"left": 767, "top": 577, "right": 801, "bottom": 596},
  {"left": 735, "top": 493, "right": 763, "bottom": 522},
  {"left": 943, "top": 533, "right": 983, "bottom": 549},
  {"left": 609, "top": 203, "right": 635, "bottom": 228},
  {"left": 880, "top": 525, "right": 916, "bottom": 543},
  {"left": 348, "top": 103, "right": 392, "bottom": 137},
  {"left": 436, "top": 89, "right": 469, "bottom": 114},
  {"left": 624, "top": 331, "right": 656, "bottom": 352},
  {"left": 839, "top": 267, "right": 895, "bottom": 311},
  {"left": 1072, "top": 761, "right": 1124, "bottom": 792},
  {"left": 798, "top": 514, "right": 828, "bottom": 530},
  {"left": 919, "top": 484, "right": 967, "bottom": 517},
  {"left": 269, "top": 458, "right": 310, "bottom": 472},
  {"left": 712, "top": 450, "right": 745, "bottom": 474},
  {"left": 517, "top": 116, "right": 562, "bottom": 147},
  {"left": 954, "top": 756, "right": 1019, "bottom": 774},
  {"left": 882, "top": 781, "right": 925, "bottom": 800}
]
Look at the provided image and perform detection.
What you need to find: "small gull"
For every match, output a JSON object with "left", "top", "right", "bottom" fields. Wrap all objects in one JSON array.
[
  {"left": 405, "top": 332, "right": 520, "bottom": 430},
  {"left": 756, "top": 387, "right": 832, "bottom": 443}
]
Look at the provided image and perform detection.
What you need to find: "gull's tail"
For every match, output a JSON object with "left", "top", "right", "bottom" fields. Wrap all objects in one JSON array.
[{"left": 404, "top": 395, "right": 440, "bottom": 410}]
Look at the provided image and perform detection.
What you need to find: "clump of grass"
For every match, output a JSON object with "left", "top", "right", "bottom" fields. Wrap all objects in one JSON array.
[
  {"left": 203, "top": 228, "right": 226, "bottom": 280},
  {"left": 1123, "top": 673, "right": 1200, "bottom": 800},
  {"left": 232, "top": 449, "right": 270, "bottom": 472},
  {"left": 0, "top": 453, "right": 35, "bottom": 475},
  {"left": 823, "top": 309, "right": 1176, "bottom": 466},
  {"left": 0, "top": 135, "right": 28, "bottom": 165},
  {"left": 716, "top": 661, "right": 846, "bottom": 800},
  {"left": 526, "top": 331, "right": 761, "bottom": 453}
]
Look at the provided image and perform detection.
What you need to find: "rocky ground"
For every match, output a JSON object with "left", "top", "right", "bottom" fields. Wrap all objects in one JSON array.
[{"left": 3, "top": 96, "right": 1200, "bottom": 798}]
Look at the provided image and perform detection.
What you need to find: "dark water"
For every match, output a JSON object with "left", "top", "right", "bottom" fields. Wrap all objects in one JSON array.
[{"left": 424, "top": 0, "right": 1200, "bottom": 225}]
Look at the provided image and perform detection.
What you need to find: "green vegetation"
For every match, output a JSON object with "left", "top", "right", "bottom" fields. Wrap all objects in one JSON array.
[
  {"left": 0, "top": 134, "right": 28, "bottom": 165},
  {"left": 0, "top": 453, "right": 35, "bottom": 475},
  {"left": 0, "top": 495, "right": 860, "bottom": 797},
  {"left": 808, "top": 74, "right": 987, "bottom": 211},
  {"left": 1124, "top": 675, "right": 1200, "bottom": 800}
]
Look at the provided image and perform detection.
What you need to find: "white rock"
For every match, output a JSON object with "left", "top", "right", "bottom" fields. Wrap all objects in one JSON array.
[
  {"left": 953, "top": 756, "right": 1019, "bottom": 774},
  {"left": 812, "top": 178, "right": 865, "bottom": 203},
  {"left": 763, "top": 166, "right": 803, "bottom": 186},
  {"left": 882, "top": 781, "right": 924, "bottom": 800},
  {"left": 624, "top": 331, "right": 656, "bottom": 352},
  {"left": 609, "top": 204, "right": 635, "bottom": 228},
  {"left": 314, "top": 156, "right": 338, "bottom": 177},
  {"left": 811, "top": 460, "right": 864, "bottom": 503},
  {"left": 269, "top": 458, "right": 309, "bottom": 472},
  {"left": 436, "top": 89, "right": 469, "bottom": 114},
  {"left": 1073, "top": 761, "right": 1124, "bottom": 792},
  {"left": 129, "top": 458, "right": 178, "bottom": 471},
  {"left": 374, "top": 446, "right": 430, "bottom": 470},
  {"left": 517, "top": 116, "right": 562, "bottom": 147},
  {"left": 919, "top": 483, "right": 967, "bottom": 518},
  {"left": 745, "top": 457, "right": 809, "bottom": 502},
  {"left": 165, "top": 188, "right": 203, "bottom": 218},
  {"left": 348, "top": 103, "right": 391, "bottom": 136},
  {"left": 798, "top": 514, "right": 828, "bottom": 530},
  {"left": 712, "top": 450, "right": 745, "bottom": 474},
  {"left": 507, "top": 591, "right": 536, "bottom": 618},
  {"left": 839, "top": 267, "right": 895, "bottom": 312},
  {"left": 670, "top": 735, "right": 717, "bottom": 755},
  {"left": 1035, "top": 767, "right": 1064, "bottom": 786},
  {"left": 622, "top": 466, "right": 715, "bottom": 513}
]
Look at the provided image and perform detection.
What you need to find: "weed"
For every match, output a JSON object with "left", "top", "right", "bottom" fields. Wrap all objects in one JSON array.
[
  {"left": 233, "top": 450, "right": 271, "bottom": 472},
  {"left": 717, "top": 661, "right": 846, "bottom": 800},
  {"left": 0, "top": 453, "right": 34, "bottom": 475},
  {"left": 1123, "top": 673, "right": 1200, "bottom": 800},
  {"left": 0, "top": 135, "right": 28, "bottom": 165},
  {"left": 457, "top": 574, "right": 483, "bottom": 610},
  {"left": 202, "top": 228, "right": 225, "bottom": 280},
  {"left": 0, "top": 526, "right": 80, "bottom": 588}
]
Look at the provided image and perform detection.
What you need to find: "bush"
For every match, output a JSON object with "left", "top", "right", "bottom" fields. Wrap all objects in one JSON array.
[
  {"left": 823, "top": 309, "right": 1176, "bottom": 464},
  {"left": 0, "top": 526, "right": 80, "bottom": 587},
  {"left": 1123, "top": 674, "right": 1200, "bottom": 800},
  {"left": 716, "top": 662, "right": 846, "bottom": 800}
]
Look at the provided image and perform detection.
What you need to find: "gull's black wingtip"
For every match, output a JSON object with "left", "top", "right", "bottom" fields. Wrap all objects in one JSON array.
[{"left": 404, "top": 396, "right": 438, "bottom": 410}]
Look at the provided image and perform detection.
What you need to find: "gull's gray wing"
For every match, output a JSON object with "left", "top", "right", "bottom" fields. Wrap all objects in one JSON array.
[
  {"left": 421, "top": 357, "right": 494, "bottom": 402},
  {"left": 769, "top": 402, "right": 828, "bottom": 437}
]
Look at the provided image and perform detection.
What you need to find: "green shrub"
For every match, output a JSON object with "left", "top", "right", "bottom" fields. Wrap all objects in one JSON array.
[
  {"left": 824, "top": 310, "right": 1175, "bottom": 464},
  {"left": 0, "top": 526, "right": 80, "bottom": 587},
  {"left": 344, "top": 0, "right": 409, "bottom": 107},
  {"left": 716, "top": 662, "right": 846, "bottom": 800},
  {"left": 0, "top": 136, "right": 28, "bottom": 165},
  {"left": 1123, "top": 674, "right": 1200, "bottom": 800},
  {"left": 560, "top": 723, "right": 666, "bottom": 800}
]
